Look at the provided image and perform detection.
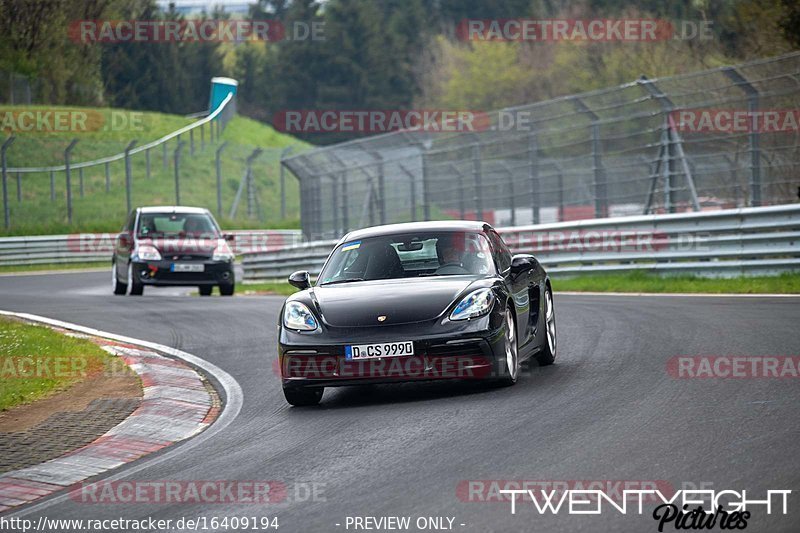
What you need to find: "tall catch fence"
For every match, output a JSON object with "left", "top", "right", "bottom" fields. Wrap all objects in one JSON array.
[{"left": 283, "top": 52, "right": 800, "bottom": 241}]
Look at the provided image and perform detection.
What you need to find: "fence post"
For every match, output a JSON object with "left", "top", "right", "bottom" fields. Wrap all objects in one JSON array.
[
  {"left": 50, "top": 171, "right": 55, "bottom": 201},
  {"left": 201, "top": 123, "right": 205, "bottom": 151},
  {"left": 1, "top": 136, "right": 15, "bottom": 229},
  {"left": 79, "top": 167, "right": 84, "bottom": 198},
  {"left": 64, "top": 139, "right": 78, "bottom": 225},
  {"left": 245, "top": 154, "right": 257, "bottom": 218},
  {"left": 331, "top": 175, "right": 340, "bottom": 234},
  {"left": 16, "top": 172, "right": 21, "bottom": 202},
  {"left": 124, "top": 140, "right": 136, "bottom": 214},
  {"left": 174, "top": 141, "right": 185, "bottom": 205},
  {"left": 397, "top": 163, "right": 417, "bottom": 222},
  {"left": 502, "top": 163, "right": 516, "bottom": 226},
  {"left": 298, "top": 178, "right": 308, "bottom": 240},
  {"left": 370, "top": 151, "right": 386, "bottom": 225},
  {"left": 215, "top": 142, "right": 228, "bottom": 216},
  {"left": 145, "top": 148, "right": 151, "bottom": 179},
  {"left": 327, "top": 152, "right": 348, "bottom": 234},
  {"left": 340, "top": 173, "right": 348, "bottom": 233},
  {"left": 279, "top": 146, "right": 294, "bottom": 220},
  {"left": 527, "top": 131, "right": 540, "bottom": 224},
  {"left": 104, "top": 162, "right": 110, "bottom": 193},
  {"left": 421, "top": 148, "right": 431, "bottom": 221},
  {"left": 471, "top": 143, "right": 483, "bottom": 220},
  {"left": 230, "top": 149, "right": 262, "bottom": 220},
  {"left": 246, "top": 166, "right": 254, "bottom": 219},
  {"left": 722, "top": 67, "right": 761, "bottom": 207},
  {"left": 314, "top": 177, "right": 323, "bottom": 237},
  {"left": 572, "top": 97, "right": 607, "bottom": 218},
  {"left": 189, "top": 129, "right": 195, "bottom": 155},
  {"left": 280, "top": 161, "right": 286, "bottom": 220},
  {"left": 638, "top": 76, "right": 699, "bottom": 214},
  {"left": 446, "top": 163, "right": 466, "bottom": 220},
  {"left": 162, "top": 141, "right": 168, "bottom": 170},
  {"left": 553, "top": 163, "right": 564, "bottom": 222}
]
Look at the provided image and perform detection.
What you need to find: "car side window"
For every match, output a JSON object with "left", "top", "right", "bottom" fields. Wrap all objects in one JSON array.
[
  {"left": 124, "top": 211, "right": 136, "bottom": 232},
  {"left": 488, "top": 230, "right": 512, "bottom": 273}
]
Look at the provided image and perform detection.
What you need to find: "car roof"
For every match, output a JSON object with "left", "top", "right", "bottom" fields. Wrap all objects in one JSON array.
[
  {"left": 341, "top": 220, "right": 490, "bottom": 242},
  {"left": 137, "top": 206, "right": 210, "bottom": 214}
]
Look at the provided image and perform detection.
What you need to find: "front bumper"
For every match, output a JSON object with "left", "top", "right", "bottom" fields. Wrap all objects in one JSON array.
[
  {"left": 278, "top": 315, "right": 507, "bottom": 388},
  {"left": 131, "top": 260, "right": 235, "bottom": 286}
]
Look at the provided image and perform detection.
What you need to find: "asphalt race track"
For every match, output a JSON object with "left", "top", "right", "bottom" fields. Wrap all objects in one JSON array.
[{"left": 1, "top": 271, "right": 799, "bottom": 532}]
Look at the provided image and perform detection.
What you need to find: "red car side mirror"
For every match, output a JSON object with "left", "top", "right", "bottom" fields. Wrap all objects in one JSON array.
[{"left": 118, "top": 232, "right": 133, "bottom": 250}]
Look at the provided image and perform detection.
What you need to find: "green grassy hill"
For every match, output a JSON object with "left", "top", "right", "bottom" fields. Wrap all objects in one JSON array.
[{"left": 0, "top": 105, "right": 307, "bottom": 235}]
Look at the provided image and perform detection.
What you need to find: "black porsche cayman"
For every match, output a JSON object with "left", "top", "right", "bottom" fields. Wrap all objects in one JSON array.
[{"left": 278, "top": 221, "right": 556, "bottom": 406}]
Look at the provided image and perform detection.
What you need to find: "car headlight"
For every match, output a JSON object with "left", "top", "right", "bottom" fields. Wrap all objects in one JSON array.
[
  {"left": 135, "top": 244, "right": 161, "bottom": 261},
  {"left": 212, "top": 239, "right": 235, "bottom": 261},
  {"left": 283, "top": 301, "right": 319, "bottom": 331},
  {"left": 450, "top": 288, "right": 495, "bottom": 321}
]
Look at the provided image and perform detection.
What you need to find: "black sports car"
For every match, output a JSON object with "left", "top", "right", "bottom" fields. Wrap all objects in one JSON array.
[{"left": 278, "top": 221, "right": 556, "bottom": 406}]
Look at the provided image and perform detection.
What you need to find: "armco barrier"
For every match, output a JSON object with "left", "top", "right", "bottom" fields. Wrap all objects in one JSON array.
[
  {"left": 240, "top": 205, "right": 800, "bottom": 281},
  {"left": 0, "top": 230, "right": 301, "bottom": 267}
]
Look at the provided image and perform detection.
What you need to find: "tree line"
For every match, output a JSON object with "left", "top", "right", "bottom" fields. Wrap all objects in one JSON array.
[{"left": 1, "top": 0, "right": 798, "bottom": 144}]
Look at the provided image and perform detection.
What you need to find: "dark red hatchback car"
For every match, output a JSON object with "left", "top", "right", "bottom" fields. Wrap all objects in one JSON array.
[{"left": 111, "top": 206, "right": 236, "bottom": 296}]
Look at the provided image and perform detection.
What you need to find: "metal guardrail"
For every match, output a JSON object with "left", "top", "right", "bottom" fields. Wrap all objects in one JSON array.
[
  {"left": 0, "top": 229, "right": 301, "bottom": 267},
  {"left": 240, "top": 205, "right": 800, "bottom": 280}
]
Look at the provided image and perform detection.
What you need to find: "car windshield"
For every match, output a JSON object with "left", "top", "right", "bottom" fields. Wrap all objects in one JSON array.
[
  {"left": 137, "top": 212, "right": 219, "bottom": 238},
  {"left": 318, "top": 231, "right": 495, "bottom": 285}
]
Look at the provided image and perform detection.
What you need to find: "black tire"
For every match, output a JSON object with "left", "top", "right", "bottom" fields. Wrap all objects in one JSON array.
[
  {"left": 112, "top": 262, "right": 127, "bottom": 295},
  {"left": 283, "top": 386, "right": 323, "bottom": 406},
  {"left": 496, "top": 307, "right": 519, "bottom": 386},
  {"left": 199, "top": 285, "right": 213, "bottom": 296},
  {"left": 126, "top": 263, "right": 144, "bottom": 296},
  {"left": 535, "top": 286, "right": 556, "bottom": 366},
  {"left": 219, "top": 283, "right": 235, "bottom": 296}
]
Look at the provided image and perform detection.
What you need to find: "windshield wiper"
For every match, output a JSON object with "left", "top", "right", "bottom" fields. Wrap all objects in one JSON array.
[{"left": 319, "top": 277, "right": 366, "bottom": 286}]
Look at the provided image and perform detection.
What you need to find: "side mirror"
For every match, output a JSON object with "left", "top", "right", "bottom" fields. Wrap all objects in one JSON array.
[
  {"left": 288, "top": 270, "right": 311, "bottom": 290},
  {"left": 510, "top": 254, "right": 537, "bottom": 277},
  {"left": 223, "top": 233, "right": 235, "bottom": 242},
  {"left": 118, "top": 232, "right": 132, "bottom": 250}
]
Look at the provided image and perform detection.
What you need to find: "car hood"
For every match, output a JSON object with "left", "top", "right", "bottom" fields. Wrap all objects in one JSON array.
[
  {"left": 139, "top": 237, "right": 219, "bottom": 257},
  {"left": 309, "top": 276, "right": 483, "bottom": 327}
]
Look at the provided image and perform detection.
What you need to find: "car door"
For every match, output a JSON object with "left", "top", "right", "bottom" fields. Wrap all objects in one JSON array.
[
  {"left": 487, "top": 229, "right": 531, "bottom": 346},
  {"left": 115, "top": 210, "right": 136, "bottom": 278}
]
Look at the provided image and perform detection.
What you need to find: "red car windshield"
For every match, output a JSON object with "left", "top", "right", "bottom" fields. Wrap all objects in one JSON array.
[{"left": 137, "top": 213, "right": 219, "bottom": 239}]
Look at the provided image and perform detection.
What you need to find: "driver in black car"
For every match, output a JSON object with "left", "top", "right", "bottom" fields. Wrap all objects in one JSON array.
[{"left": 435, "top": 233, "right": 469, "bottom": 274}]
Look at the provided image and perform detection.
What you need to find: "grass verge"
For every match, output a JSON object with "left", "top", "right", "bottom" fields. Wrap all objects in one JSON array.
[
  {"left": 0, "top": 317, "right": 120, "bottom": 411},
  {"left": 238, "top": 281, "right": 298, "bottom": 296},
  {"left": 0, "top": 262, "right": 107, "bottom": 274},
  {"left": 553, "top": 271, "right": 800, "bottom": 294},
  {"left": 239, "top": 272, "right": 800, "bottom": 297}
]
